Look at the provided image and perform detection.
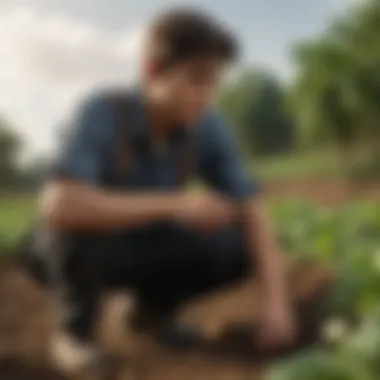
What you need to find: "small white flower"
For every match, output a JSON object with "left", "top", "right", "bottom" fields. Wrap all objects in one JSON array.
[{"left": 321, "top": 317, "right": 349, "bottom": 343}]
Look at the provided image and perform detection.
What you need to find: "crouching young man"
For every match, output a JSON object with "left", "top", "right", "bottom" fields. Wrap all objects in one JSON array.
[{"left": 37, "top": 7, "right": 295, "bottom": 376}]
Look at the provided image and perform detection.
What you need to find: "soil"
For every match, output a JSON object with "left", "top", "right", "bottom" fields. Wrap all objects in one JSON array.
[
  {"left": 263, "top": 179, "right": 380, "bottom": 205},
  {"left": 0, "top": 257, "right": 336, "bottom": 380}
]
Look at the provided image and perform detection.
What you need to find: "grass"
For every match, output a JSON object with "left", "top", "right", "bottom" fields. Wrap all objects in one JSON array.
[
  {"left": 252, "top": 149, "right": 344, "bottom": 180},
  {"left": 0, "top": 196, "right": 36, "bottom": 249}
]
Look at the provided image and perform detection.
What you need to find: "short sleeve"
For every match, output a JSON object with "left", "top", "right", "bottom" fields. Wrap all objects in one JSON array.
[
  {"left": 199, "top": 112, "right": 260, "bottom": 200},
  {"left": 50, "top": 94, "right": 111, "bottom": 184}
]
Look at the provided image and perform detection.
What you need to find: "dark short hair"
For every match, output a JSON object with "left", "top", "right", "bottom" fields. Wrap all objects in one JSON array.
[{"left": 146, "top": 7, "right": 239, "bottom": 68}]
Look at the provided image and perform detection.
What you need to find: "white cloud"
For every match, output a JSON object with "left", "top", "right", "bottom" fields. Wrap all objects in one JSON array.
[{"left": 0, "top": 6, "right": 143, "bottom": 159}]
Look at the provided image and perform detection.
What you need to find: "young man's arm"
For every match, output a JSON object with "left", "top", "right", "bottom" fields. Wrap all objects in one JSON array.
[
  {"left": 41, "top": 94, "right": 181, "bottom": 230},
  {"left": 201, "top": 112, "right": 295, "bottom": 345},
  {"left": 41, "top": 180, "right": 184, "bottom": 230},
  {"left": 240, "top": 198, "right": 294, "bottom": 345}
]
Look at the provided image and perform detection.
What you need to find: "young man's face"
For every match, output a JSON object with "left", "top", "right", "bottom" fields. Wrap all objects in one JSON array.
[{"left": 146, "top": 57, "right": 225, "bottom": 125}]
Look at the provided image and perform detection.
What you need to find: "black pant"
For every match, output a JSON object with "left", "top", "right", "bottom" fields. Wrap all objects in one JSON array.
[{"left": 46, "top": 222, "right": 251, "bottom": 343}]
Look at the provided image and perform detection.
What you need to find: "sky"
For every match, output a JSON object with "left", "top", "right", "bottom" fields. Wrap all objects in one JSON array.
[{"left": 0, "top": 0, "right": 362, "bottom": 160}]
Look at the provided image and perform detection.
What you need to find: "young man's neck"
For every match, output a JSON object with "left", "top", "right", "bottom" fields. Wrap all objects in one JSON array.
[{"left": 144, "top": 91, "right": 180, "bottom": 144}]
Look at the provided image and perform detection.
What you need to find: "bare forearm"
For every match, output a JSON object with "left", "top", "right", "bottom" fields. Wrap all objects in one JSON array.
[
  {"left": 40, "top": 181, "right": 180, "bottom": 231},
  {"left": 242, "top": 199, "right": 288, "bottom": 302}
]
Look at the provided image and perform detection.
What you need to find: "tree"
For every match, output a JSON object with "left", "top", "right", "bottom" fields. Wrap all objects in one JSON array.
[
  {"left": 289, "top": 41, "right": 357, "bottom": 148},
  {"left": 289, "top": 0, "right": 380, "bottom": 179},
  {"left": 218, "top": 69, "right": 294, "bottom": 157},
  {"left": 0, "top": 118, "right": 21, "bottom": 189}
]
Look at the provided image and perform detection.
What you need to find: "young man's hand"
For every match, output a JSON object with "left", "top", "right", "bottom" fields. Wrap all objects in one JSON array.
[
  {"left": 259, "top": 296, "right": 296, "bottom": 348},
  {"left": 173, "top": 192, "right": 236, "bottom": 233}
]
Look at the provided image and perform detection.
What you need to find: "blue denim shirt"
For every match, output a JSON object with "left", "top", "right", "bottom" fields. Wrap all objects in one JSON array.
[{"left": 53, "top": 90, "right": 259, "bottom": 200}]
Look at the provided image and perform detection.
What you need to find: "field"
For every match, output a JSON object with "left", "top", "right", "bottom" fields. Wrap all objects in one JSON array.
[
  {"left": 252, "top": 150, "right": 344, "bottom": 180},
  {"left": 0, "top": 181, "right": 380, "bottom": 380}
]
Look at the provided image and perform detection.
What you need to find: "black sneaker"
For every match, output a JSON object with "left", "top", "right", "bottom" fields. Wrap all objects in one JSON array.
[
  {"left": 155, "top": 319, "right": 207, "bottom": 350},
  {"left": 129, "top": 299, "right": 206, "bottom": 350},
  {"left": 85, "top": 351, "right": 126, "bottom": 380}
]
